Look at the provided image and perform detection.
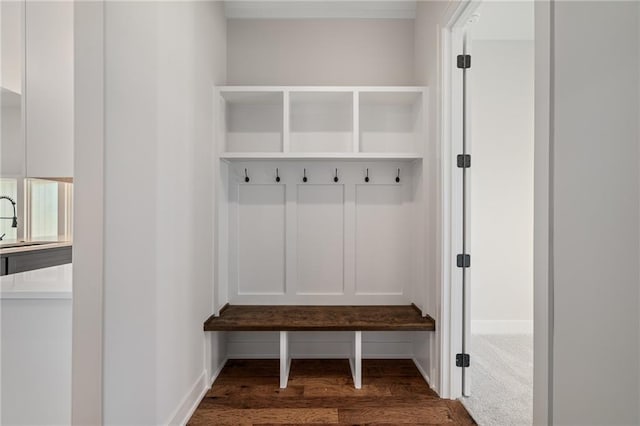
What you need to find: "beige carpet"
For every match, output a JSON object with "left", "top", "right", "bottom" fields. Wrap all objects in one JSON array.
[{"left": 461, "top": 334, "right": 533, "bottom": 426}]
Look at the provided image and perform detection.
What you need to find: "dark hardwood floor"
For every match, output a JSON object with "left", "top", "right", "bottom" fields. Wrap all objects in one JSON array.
[{"left": 188, "top": 359, "right": 476, "bottom": 425}]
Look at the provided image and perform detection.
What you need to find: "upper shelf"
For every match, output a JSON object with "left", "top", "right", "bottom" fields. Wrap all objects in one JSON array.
[
  {"left": 219, "top": 152, "right": 423, "bottom": 161},
  {"left": 217, "top": 86, "right": 427, "bottom": 160}
]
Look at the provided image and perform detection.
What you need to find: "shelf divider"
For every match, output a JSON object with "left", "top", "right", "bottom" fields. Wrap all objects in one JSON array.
[
  {"left": 283, "top": 90, "right": 290, "bottom": 154},
  {"left": 353, "top": 90, "right": 360, "bottom": 154}
]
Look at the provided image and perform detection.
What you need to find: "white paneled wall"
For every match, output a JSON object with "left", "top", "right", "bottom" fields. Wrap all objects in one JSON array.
[
  {"left": 222, "top": 160, "right": 420, "bottom": 305},
  {"left": 355, "top": 184, "right": 408, "bottom": 296},
  {"left": 233, "top": 184, "right": 286, "bottom": 295},
  {"left": 297, "top": 185, "right": 344, "bottom": 295}
]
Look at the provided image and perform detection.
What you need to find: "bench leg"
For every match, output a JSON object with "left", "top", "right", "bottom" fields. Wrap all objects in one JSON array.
[
  {"left": 279, "top": 331, "right": 291, "bottom": 389},
  {"left": 349, "top": 330, "right": 362, "bottom": 389}
]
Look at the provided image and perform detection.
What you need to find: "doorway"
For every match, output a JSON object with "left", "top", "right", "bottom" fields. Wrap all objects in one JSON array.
[{"left": 448, "top": 1, "right": 535, "bottom": 425}]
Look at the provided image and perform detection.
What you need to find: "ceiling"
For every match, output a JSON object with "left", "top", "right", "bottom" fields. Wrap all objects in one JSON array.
[{"left": 224, "top": 1, "right": 417, "bottom": 19}]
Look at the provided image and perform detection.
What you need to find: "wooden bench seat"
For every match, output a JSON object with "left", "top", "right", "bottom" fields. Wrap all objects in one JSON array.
[
  {"left": 203, "top": 304, "right": 436, "bottom": 332},
  {"left": 203, "top": 304, "right": 435, "bottom": 389}
]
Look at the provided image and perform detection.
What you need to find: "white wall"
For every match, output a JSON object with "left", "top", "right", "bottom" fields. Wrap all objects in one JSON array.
[
  {"left": 102, "top": 2, "right": 226, "bottom": 424},
  {"left": 469, "top": 40, "right": 534, "bottom": 334},
  {"left": 227, "top": 18, "right": 415, "bottom": 85},
  {"left": 550, "top": 1, "right": 640, "bottom": 424}
]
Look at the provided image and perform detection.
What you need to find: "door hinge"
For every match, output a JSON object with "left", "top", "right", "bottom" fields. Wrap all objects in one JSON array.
[
  {"left": 457, "top": 54, "right": 471, "bottom": 69},
  {"left": 456, "top": 254, "right": 470, "bottom": 268},
  {"left": 456, "top": 353, "right": 470, "bottom": 367},
  {"left": 457, "top": 154, "right": 471, "bottom": 168}
]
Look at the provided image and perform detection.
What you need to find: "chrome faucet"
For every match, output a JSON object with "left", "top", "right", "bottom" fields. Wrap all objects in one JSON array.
[{"left": 0, "top": 196, "right": 18, "bottom": 229}]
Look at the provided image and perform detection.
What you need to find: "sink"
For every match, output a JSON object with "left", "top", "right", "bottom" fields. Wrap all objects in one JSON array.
[{"left": 0, "top": 241, "right": 58, "bottom": 249}]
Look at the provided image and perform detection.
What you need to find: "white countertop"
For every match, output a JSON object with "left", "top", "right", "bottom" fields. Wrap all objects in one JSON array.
[
  {"left": 0, "top": 263, "right": 72, "bottom": 300},
  {"left": 0, "top": 240, "right": 72, "bottom": 255}
]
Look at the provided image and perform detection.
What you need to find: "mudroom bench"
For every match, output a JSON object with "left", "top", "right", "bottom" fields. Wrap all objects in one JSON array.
[{"left": 203, "top": 304, "right": 436, "bottom": 389}]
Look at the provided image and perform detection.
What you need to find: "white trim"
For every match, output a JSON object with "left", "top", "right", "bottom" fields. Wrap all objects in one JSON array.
[
  {"left": 72, "top": 1, "right": 104, "bottom": 424},
  {"left": 471, "top": 320, "right": 533, "bottom": 335},
  {"left": 348, "top": 331, "right": 362, "bottom": 389},
  {"left": 412, "top": 357, "right": 432, "bottom": 390},
  {"left": 209, "top": 357, "right": 229, "bottom": 387},
  {"left": 220, "top": 152, "right": 422, "bottom": 161},
  {"left": 352, "top": 91, "right": 360, "bottom": 153},
  {"left": 219, "top": 86, "right": 426, "bottom": 93},
  {"left": 224, "top": 2, "right": 417, "bottom": 20},
  {"left": 282, "top": 90, "right": 291, "bottom": 154},
  {"left": 440, "top": 14, "right": 466, "bottom": 400},
  {"left": 439, "top": 25, "right": 453, "bottom": 401},
  {"left": 166, "top": 371, "right": 207, "bottom": 426},
  {"left": 279, "top": 331, "right": 291, "bottom": 388},
  {"left": 165, "top": 357, "right": 229, "bottom": 426},
  {"left": 533, "top": 1, "right": 552, "bottom": 424}
]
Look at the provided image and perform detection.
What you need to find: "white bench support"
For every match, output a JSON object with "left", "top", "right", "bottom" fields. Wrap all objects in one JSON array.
[
  {"left": 279, "top": 331, "right": 291, "bottom": 388},
  {"left": 348, "top": 331, "right": 362, "bottom": 389}
]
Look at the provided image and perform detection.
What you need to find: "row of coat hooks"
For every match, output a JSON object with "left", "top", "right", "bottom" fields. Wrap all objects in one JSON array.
[{"left": 243, "top": 168, "right": 401, "bottom": 183}]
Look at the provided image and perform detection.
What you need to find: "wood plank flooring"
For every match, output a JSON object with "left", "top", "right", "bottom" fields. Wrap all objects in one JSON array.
[
  {"left": 203, "top": 305, "right": 436, "bottom": 331},
  {"left": 188, "top": 359, "right": 476, "bottom": 425}
]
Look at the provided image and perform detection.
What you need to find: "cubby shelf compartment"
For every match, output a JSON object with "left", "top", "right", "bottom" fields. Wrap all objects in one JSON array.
[
  {"left": 219, "top": 90, "right": 284, "bottom": 153},
  {"left": 290, "top": 91, "right": 353, "bottom": 153},
  {"left": 359, "top": 91, "right": 425, "bottom": 154}
]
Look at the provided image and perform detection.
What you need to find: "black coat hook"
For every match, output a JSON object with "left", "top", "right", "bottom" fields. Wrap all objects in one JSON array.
[
  {"left": 365, "top": 168, "right": 370, "bottom": 183},
  {"left": 244, "top": 168, "right": 250, "bottom": 183},
  {"left": 275, "top": 168, "right": 280, "bottom": 183},
  {"left": 303, "top": 168, "right": 308, "bottom": 183},
  {"left": 396, "top": 168, "right": 400, "bottom": 183},
  {"left": 333, "top": 168, "right": 339, "bottom": 183}
]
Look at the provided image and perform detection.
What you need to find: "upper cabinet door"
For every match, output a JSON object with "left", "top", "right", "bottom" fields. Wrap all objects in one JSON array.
[
  {"left": 1, "top": 0, "right": 25, "bottom": 178},
  {"left": 25, "top": 1, "right": 73, "bottom": 179}
]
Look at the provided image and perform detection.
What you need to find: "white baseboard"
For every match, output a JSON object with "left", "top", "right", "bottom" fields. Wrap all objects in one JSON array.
[
  {"left": 166, "top": 371, "right": 207, "bottom": 426},
  {"left": 412, "top": 357, "right": 431, "bottom": 385},
  {"left": 209, "top": 357, "right": 229, "bottom": 386},
  {"left": 412, "top": 357, "right": 443, "bottom": 398},
  {"left": 471, "top": 320, "right": 533, "bottom": 335},
  {"left": 166, "top": 358, "right": 229, "bottom": 426}
]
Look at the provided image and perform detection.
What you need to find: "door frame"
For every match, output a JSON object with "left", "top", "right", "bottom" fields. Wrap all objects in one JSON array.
[
  {"left": 439, "top": 0, "right": 480, "bottom": 401},
  {"left": 439, "top": 1, "right": 552, "bottom": 424}
]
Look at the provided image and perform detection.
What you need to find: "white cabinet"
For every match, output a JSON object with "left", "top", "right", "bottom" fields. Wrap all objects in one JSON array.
[
  {"left": 1, "top": 264, "right": 72, "bottom": 425},
  {"left": 1, "top": 1, "right": 25, "bottom": 177},
  {"left": 25, "top": 1, "right": 73, "bottom": 178}
]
